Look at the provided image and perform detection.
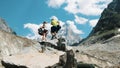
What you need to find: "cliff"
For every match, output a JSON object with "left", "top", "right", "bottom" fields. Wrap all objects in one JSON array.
[
  {"left": 74, "top": 0, "right": 120, "bottom": 67},
  {"left": 82, "top": 0, "right": 120, "bottom": 44}
]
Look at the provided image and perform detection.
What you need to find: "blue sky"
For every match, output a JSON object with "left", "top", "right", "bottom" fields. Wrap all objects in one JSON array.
[{"left": 0, "top": 0, "right": 112, "bottom": 38}]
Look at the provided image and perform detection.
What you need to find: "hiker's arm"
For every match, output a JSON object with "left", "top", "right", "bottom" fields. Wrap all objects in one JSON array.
[{"left": 57, "top": 21, "right": 60, "bottom": 25}]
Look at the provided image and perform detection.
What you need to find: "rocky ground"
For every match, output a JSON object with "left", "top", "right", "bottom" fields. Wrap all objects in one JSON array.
[
  {"left": 2, "top": 48, "right": 64, "bottom": 68},
  {"left": 73, "top": 35, "right": 120, "bottom": 68}
]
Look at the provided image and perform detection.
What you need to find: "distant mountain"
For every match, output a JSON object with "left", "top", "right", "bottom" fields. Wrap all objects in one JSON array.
[
  {"left": 58, "top": 23, "right": 82, "bottom": 46},
  {"left": 0, "top": 18, "right": 16, "bottom": 34},
  {"left": 81, "top": 0, "right": 120, "bottom": 44}
]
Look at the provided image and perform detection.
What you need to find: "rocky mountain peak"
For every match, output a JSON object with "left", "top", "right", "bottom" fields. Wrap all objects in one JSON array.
[
  {"left": 108, "top": 0, "right": 120, "bottom": 12},
  {"left": 86, "top": 0, "right": 120, "bottom": 43},
  {"left": 0, "top": 18, "right": 16, "bottom": 34}
]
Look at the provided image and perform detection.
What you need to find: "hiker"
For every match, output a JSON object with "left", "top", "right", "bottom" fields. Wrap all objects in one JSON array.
[
  {"left": 38, "top": 21, "right": 48, "bottom": 41},
  {"left": 51, "top": 18, "right": 61, "bottom": 40}
]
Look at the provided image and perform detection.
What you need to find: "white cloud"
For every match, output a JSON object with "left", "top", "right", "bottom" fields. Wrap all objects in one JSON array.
[
  {"left": 64, "top": 0, "right": 78, "bottom": 14},
  {"left": 24, "top": 23, "right": 40, "bottom": 39},
  {"left": 47, "top": 0, "right": 65, "bottom": 8},
  {"left": 66, "top": 20, "right": 84, "bottom": 34},
  {"left": 24, "top": 23, "right": 51, "bottom": 40},
  {"left": 74, "top": 15, "right": 88, "bottom": 24},
  {"left": 64, "top": 0, "right": 112, "bottom": 16},
  {"left": 89, "top": 19, "right": 99, "bottom": 27},
  {"left": 64, "top": 0, "right": 112, "bottom": 15},
  {"left": 24, "top": 23, "right": 40, "bottom": 35},
  {"left": 47, "top": 0, "right": 112, "bottom": 16}
]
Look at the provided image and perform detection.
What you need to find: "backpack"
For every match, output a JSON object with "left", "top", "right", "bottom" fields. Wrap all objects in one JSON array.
[
  {"left": 38, "top": 28, "right": 43, "bottom": 35},
  {"left": 51, "top": 19, "right": 58, "bottom": 26}
]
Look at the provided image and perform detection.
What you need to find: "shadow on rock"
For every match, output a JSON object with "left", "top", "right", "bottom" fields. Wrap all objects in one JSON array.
[{"left": 1, "top": 60, "right": 27, "bottom": 68}]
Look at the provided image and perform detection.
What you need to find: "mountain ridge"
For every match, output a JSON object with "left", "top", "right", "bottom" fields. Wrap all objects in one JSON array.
[
  {"left": 74, "top": 0, "right": 120, "bottom": 67},
  {"left": 80, "top": 0, "right": 120, "bottom": 45},
  {"left": 0, "top": 18, "right": 16, "bottom": 35}
]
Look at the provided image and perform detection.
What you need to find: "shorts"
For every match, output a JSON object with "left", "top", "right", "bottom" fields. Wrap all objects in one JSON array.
[
  {"left": 39, "top": 29, "right": 48, "bottom": 35},
  {"left": 51, "top": 25, "right": 61, "bottom": 33}
]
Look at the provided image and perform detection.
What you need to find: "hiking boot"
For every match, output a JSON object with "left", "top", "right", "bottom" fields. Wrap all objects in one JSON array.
[
  {"left": 51, "top": 35, "right": 54, "bottom": 40},
  {"left": 51, "top": 35, "right": 57, "bottom": 40},
  {"left": 54, "top": 35, "right": 57, "bottom": 39}
]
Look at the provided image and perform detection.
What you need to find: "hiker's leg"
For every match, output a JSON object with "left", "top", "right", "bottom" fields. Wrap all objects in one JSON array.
[
  {"left": 51, "top": 32, "right": 55, "bottom": 40},
  {"left": 43, "top": 33, "right": 46, "bottom": 41},
  {"left": 56, "top": 25, "right": 61, "bottom": 33},
  {"left": 54, "top": 32, "right": 57, "bottom": 39},
  {"left": 41, "top": 33, "right": 45, "bottom": 41},
  {"left": 54, "top": 26, "right": 59, "bottom": 38},
  {"left": 45, "top": 33, "right": 47, "bottom": 37},
  {"left": 40, "top": 32, "right": 44, "bottom": 41},
  {"left": 42, "top": 35, "right": 44, "bottom": 41},
  {"left": 44, "top": 30, "right": 48, "bottom": 41},
  {"left": 45, "top": 33, "right": 48, "bottom": 41},
  {"left": 51, "top": 26, "right": 56, "bottom": 40}
]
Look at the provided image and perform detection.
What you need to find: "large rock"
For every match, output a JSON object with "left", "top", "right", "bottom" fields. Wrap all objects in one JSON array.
[
  {"left": 46, "top": 50, "right": 77, "bottom": 68},
  {"left": 63, "top": 50, "right": 77, "bottom": 68}
]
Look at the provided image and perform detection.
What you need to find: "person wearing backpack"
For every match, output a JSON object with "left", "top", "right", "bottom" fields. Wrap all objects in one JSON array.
[
  {"left": 51, "top": 18, "right": 61, "bottom": 40},
  {"left": 38, "top": 21, "right": 48, "bottom": 41}
]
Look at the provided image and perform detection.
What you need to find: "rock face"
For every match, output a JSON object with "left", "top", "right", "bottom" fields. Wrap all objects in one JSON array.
[
  {"left": 82, "top": 0, "right": 120, "bottom": 44},
  {"left": 74, "top": 0, "right": 120, "bottom": 68},
  {"left": 0, "top": 18, "right": 16, "bottom": 34},
  {"left": 91, "top": 0, "right": 120, "bottom": 35},
  {"left": 0, "top": 30, "right": 39, "bottom": 56}
]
